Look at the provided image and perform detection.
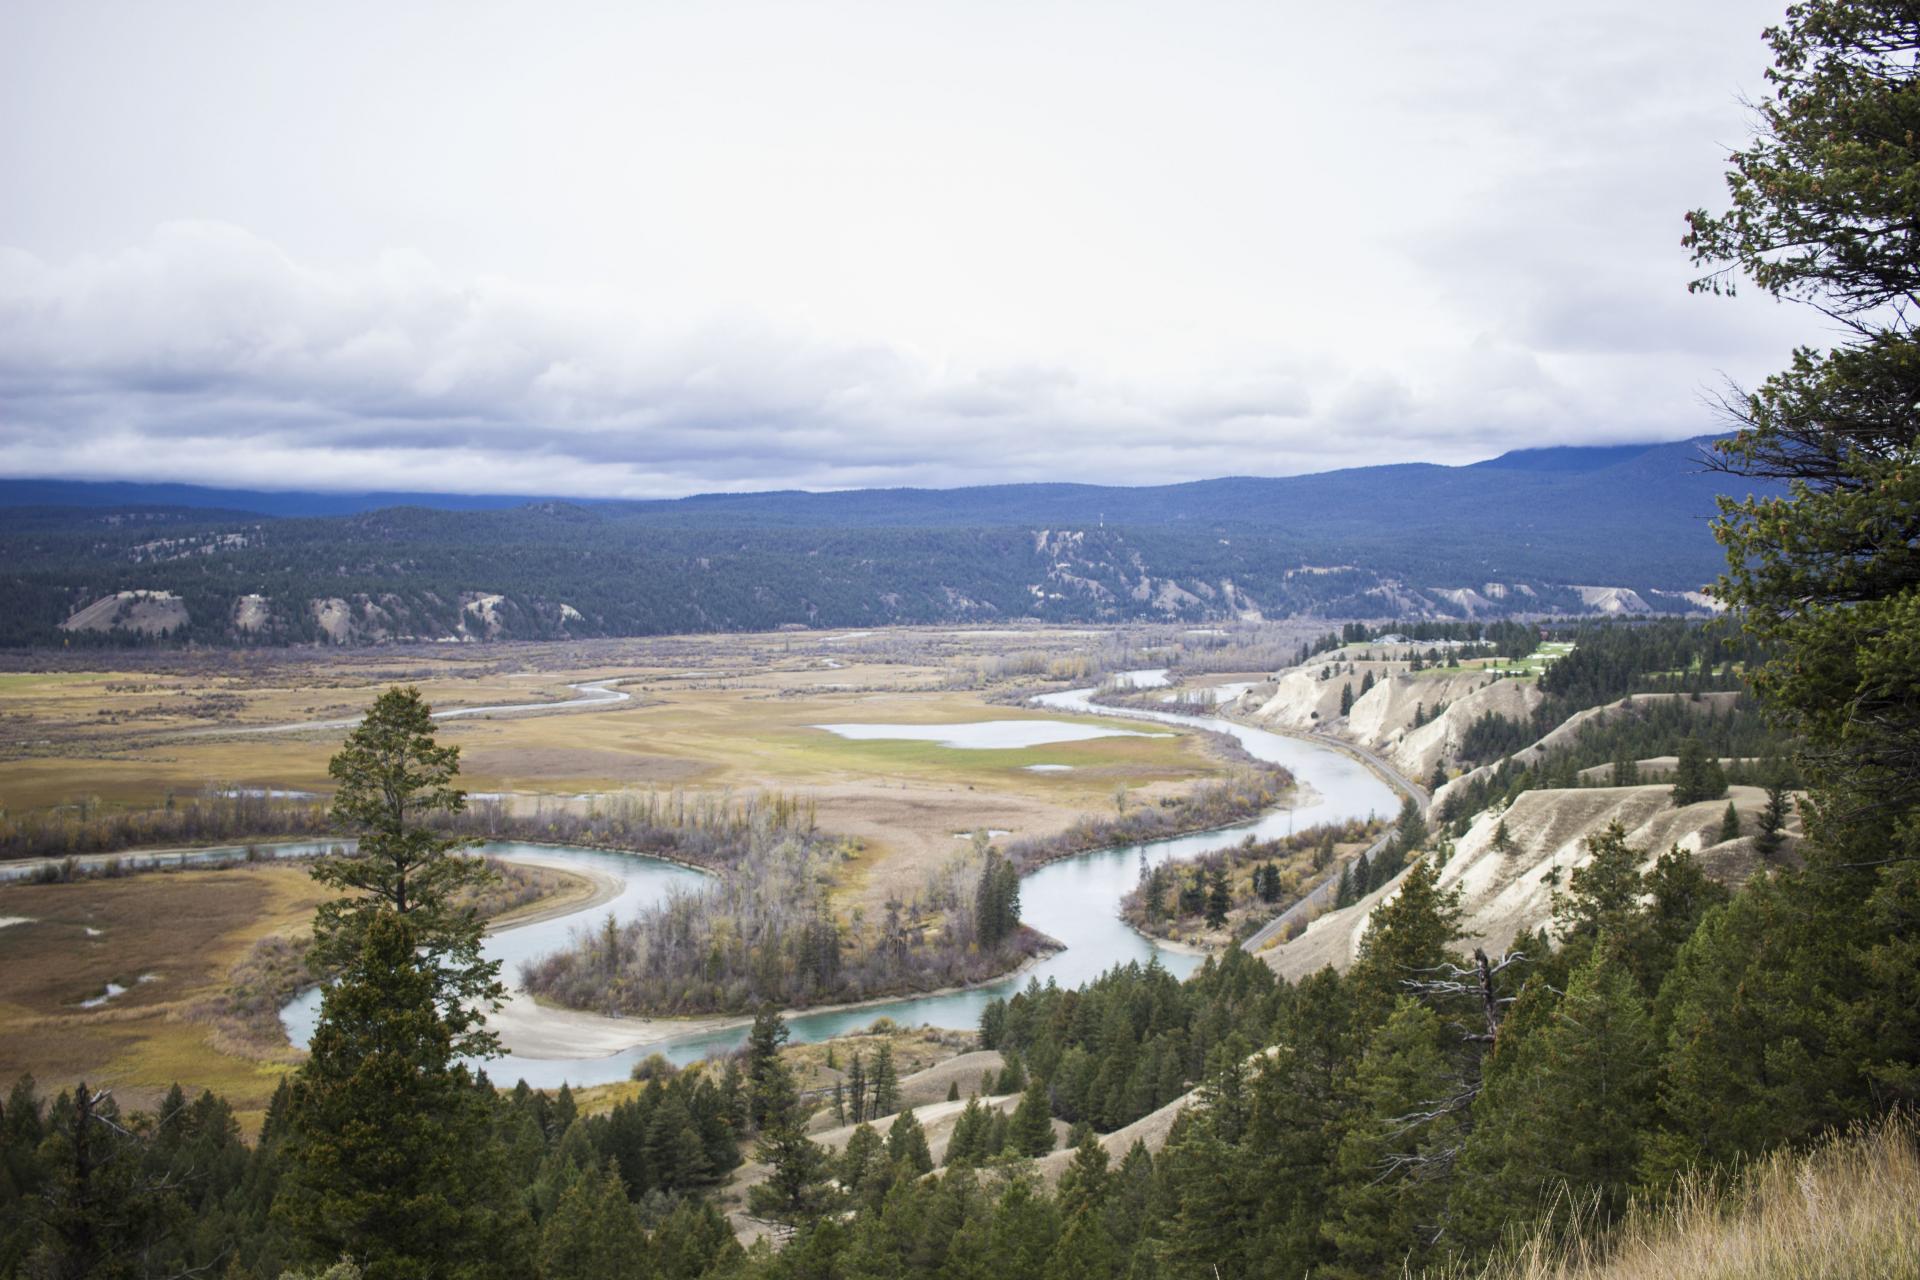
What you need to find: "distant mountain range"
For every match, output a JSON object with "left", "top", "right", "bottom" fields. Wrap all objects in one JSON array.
[{"left": 0, "top": 437, "right": 1765, "bottom": 646}]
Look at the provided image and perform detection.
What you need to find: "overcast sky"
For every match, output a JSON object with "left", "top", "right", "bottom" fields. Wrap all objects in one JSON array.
[{"left": 0, "top": 1, "right": 1824, "bottom": 497}]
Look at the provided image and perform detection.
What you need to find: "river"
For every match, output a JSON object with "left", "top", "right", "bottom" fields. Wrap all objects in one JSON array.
[{"left": 275, "top": 678, "right": 1398, "bottom": 1088}]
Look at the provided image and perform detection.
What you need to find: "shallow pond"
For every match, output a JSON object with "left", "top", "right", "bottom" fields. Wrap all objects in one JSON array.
[{"left": 813, "top": 720, "right": 1170, "bottom": 750}]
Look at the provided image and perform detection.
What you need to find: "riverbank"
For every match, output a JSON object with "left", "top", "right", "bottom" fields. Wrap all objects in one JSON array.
[
  {"left": 488, "top": 929, "right": 1066, "bottom": 1062},
  {"left": 1004, "top": 764, "right": 1297, "bottom": 872},
  {"left": 1218, "top": 707, "right": 1428, "bottom": 814},
  {"left": 482, "top": 852, "right": 621, "bottom": 928},
  {"left": 277, "top": 686, "right": 1401, "bottom": 1085}
]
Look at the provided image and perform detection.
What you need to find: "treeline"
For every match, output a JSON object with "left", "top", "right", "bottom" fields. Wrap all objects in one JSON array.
[
  {"left": 1002, "top": 766, "right": 1293, "bottom": 872},
  {"left": 448, "top": 790, "right": 818, "bottom": 871},
  {"left": 521, "top": 836, "right": 1045, "bottom": 1016},
  {"left": 0, "top": 789, "right": 333, "bottom": 862},
  {"left": 0, "top": 450, "right": 1739, "bottom": 649},
  {"left": 1436, "top": 694, "right": 1798, "bottom": 834},
  {"left": 1456, "top": 619, "right": 1771, "bottom": 765},
  {"left": 1333, "top": 798, "right": 1431, "bottom": 907},
  {"left": 0, "top": 786, "right": 814, "bottom": 871},
  {"left": 0, "top": 1067, "right": 745, "bottom": 1280},
  {"left": 1299, "top": 618, "right": 1546, "bottom": 666},
  {"left": 735, "top": 813, "right": 1915, "bottom": 1280},
  {"left": 978, "top": 949, "right": 1281, "bottom": 1133},
  {"left": 10, "top": 827, "right": 1910, "bottom": 1279},
  {"left": 1120, "top": 819, "right": 1376, "bottom": 941}
]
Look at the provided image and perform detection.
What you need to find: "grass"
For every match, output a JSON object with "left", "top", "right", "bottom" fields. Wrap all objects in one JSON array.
[
  {"left": 0, "top": 855, "right": 593, "bottom": 1134},
  {"left": 1410, "top": 642, "right": 1576, "bottom": 683},
  {"left": 1443, "top": 1114, "right": 1920, "bottom": 1280},
  {"left": 567, "top": 1023, "right": 978, "bottom": 1117},
  {"left": 784, "top": 727, "right": 1200, "bottom": 786},
  {"left": 2, "top": 656, "right": 1220, "bottom": 814},
  {"left": 0, "top": 864, "right": 331, "bottom": 1127}
]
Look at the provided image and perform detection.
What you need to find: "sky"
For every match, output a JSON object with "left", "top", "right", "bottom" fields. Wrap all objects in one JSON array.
[{"left": 0, "top": 0, "right": 1828, "bottom": 498}]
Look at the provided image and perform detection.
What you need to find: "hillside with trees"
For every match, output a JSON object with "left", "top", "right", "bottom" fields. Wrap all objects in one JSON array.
[{"left": 0, "top": 439, "right": 1756, "bottom": 647}]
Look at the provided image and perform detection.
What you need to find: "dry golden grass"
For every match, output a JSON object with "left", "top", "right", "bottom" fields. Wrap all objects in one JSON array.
[
  {"left": 0, "top": 864, "right": 332, "bottom": 1126},
  {"left": 0, "top": 856, "right": 593, "bottom": 1132},
  {"left": 1448, "top": 1114, "right": 1920, "bottom": 1280},
  {"left": 2, "top": 635, "right": 1229, "bottom": 921},
  {"left": 1, "top": 636, "right": 1218, "bottom": 819},
  {"left": 0, "top": 631, "right": 1236, "bottom": 1115}
]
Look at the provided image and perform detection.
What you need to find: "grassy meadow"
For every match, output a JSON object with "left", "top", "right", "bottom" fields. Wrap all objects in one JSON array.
[{"left": 0, "top": 628, "right": 1235, "bottom": 1110}]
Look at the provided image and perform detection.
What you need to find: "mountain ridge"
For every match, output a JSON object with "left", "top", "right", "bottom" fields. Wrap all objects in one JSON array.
[{"left": 0, "top": 437, "right": 1762, "bottom": 647}]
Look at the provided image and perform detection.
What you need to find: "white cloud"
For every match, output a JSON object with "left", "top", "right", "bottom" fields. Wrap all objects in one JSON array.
[{"left": 0, "top": 1, "right": 1822, "bottom": 497}]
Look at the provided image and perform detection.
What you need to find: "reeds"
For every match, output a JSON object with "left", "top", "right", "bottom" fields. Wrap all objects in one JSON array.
[{"left": 1444, "top": 1112, "right": 1920, "bottom": 1280}]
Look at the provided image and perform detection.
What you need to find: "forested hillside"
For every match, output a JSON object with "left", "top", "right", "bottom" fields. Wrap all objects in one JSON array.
[{"left": 0, "top": 439, "right": 1751, "bottom": 646}]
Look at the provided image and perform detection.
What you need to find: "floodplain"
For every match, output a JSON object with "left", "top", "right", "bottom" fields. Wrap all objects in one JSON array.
[{"left": 0, "top": 625, "right": 1283, "bottom": 1115}]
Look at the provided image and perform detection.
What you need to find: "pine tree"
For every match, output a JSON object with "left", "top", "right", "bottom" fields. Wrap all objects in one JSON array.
[
  {"left": 746, "top": 1095, "right": 836, "bottom": 1229},
  {"left": 1689, "top": 0, "right": 1920, "bottom": 837},
  {"left": 1323, "top": 1000, "right": 1460, "bottom": 1278},
  {"left": 312, "top": 687, "right": 503, "bottom": 1056},
  {"left": 1054, "top": 1132, "right": 1110, "bottom": 1221},
  {"left": 847, "top": 1052, "right": 867, "bottom": 1124},
  {"left": 975, "top": 848, "right": 1023, "bottom": 949},
  {"left": 1204, "top": 865, "right": 1231, "bottom": 928},
  {"left": 276, "top": 910, "right": 523, "bottom": 1279},
  {"left": 1611, "top": 749, "right": 1640, "bottom": 786},
  {"left": 1629, "top": 844, "right": 1730, "bottom": 1000},
  {"left": 868, "top": 1042, "right": 900, "bottom": 1118},
  {"left": 1757, "top": 775, "right": 1793, "bottom": 853},
  {"left": 536, "top": 1162, "right": 646, "bottom": 1280},
  {"left": 1009, "top": 1080, "right": 1056, "bottom": 1157},
  {"left": 1718, "top": 800, "right": 1742, "bottom": 843},
  {"left": 837, "top": 1123, "right": 885, "bottom": 1198},
  {"left": 1256, "top": 861, "right": 1280, "bottom": 903},
  {"left": 1393, "top": 796, "right": 1428, "bottom": 856},
  {"left": 1347, "top": 858, "right": 1464, "bottom": 1031},
  {"left": 1670, "top": 735, "right": 1726, "bottom": 806},
  {"left": 1142, "top": 862, "right": 1167, "bottom": 920},
  {"left": 944, "top": 1098, "right": 990, "bottom": 1166},
  {"left": 1648, "top": 871, "right": 1878, "bottom": 1179},
  {"left": 1045, "top": 1212, "right": 1117, "bottom": 1280},
  {"left": 1451, "top": 950, "right": 1656, "bottom": 1248},
  {"left": 885, "top": 1108, "right": 933, "bottom": 1175},
  {"left": 1338, "top": 682, "right": 1354, "bottom": 716},
  {"left": 983, "top": 1175, "right": 1060, "bottom": 1279},
  {"left": 994, "top": 1050, "right": 1026, "bottom": 1095},
  {"left": 746, "top": 1009, "right": 792, "bottom": 1131},
  {"left": 28, "top": 1083, "right": 168, "bottom": 1280},
  {"left": 1551, "top": 822, "right": 1645, "bottom": 952},
  {"left": 1681, "top": 12, "right": 1920, "bottom": 1151}
]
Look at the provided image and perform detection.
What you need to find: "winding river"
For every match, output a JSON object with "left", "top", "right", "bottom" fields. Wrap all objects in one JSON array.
[{"left": 271, "top": 678, "right": 1397, "bottom": 1088}]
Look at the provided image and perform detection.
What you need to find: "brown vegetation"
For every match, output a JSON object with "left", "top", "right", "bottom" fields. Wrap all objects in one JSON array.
[
  {"left": 0, "top": 863, "right": 331, "bottom": 1123},
  {"left": 1439, "top": 1113, "right": 1920, "bottom": 1280},
  {"left": 1120, "top": 818, "right": 1378, "bottom": 946},
  {"left": 523, "top": 831, "right": 1049, "bottom": 1016},
  {"left": 0, "top": 789, "right": 333, "bottom": 862},
  {"left": 1002, "top": 763, "right": 1294, "bottom": 871}
]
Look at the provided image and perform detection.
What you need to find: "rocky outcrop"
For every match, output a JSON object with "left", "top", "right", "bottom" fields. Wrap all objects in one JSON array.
[
  {"left": 1260, "top": 783, "right": 1794, "bottom": 982},
  {"left": 60, "top": 590, "right": 189, "bottom": 635}
]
